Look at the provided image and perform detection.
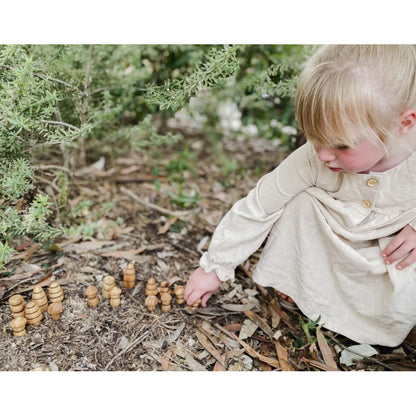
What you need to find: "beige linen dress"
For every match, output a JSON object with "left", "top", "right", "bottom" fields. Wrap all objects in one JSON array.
[{"left": 200, "top": 141, "right": 416, "bottom": 346}]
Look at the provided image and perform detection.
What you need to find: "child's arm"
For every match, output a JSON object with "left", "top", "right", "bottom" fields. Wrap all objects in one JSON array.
[
  {"left": 382, "top": 224, "right": 416, "bottom": 269},
  {"left": 185, "top": 142, "right": 319, "bottom": 306}
]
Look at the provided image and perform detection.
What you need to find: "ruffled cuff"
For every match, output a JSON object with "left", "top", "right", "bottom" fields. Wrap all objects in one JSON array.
[{"left": 199, "top": 252, "right": 235, "bottom": 282}]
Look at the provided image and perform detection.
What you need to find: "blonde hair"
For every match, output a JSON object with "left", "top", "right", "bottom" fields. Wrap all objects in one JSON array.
[{"left": 295, "top": 45, "right": 416, "bottom": 148}]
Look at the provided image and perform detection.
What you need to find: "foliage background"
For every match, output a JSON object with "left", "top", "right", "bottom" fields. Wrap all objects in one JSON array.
[{"left": 0, "top": 44, "right": 312, "bottom": 268}]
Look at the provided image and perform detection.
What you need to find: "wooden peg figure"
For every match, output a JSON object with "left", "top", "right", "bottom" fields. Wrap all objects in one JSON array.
[
  {"left": 190, "top": 299, "right": 201, "bottom": 310},
  {"left": 145, "top": 295, "right": 159, "bottom": 312},
  {"left": 145, "top": 278, "right": 158, "bottom": 296},
  {"left": 32, "top": 285, "right": 48, "bottom": 313},
  {"left": 110, "top": 286, "right": 122, "bottom": 307},
  {"left": 85, "top": 286, "right": 99, "bottom": 308},
  {"left": 48, "top": 282, "right": 64, "bottom": 303},
  {"left": 48, "top": 302, "right": 63, "bottom": 320},
  {"left": 9, "top": 295, "right": 25, "bottom": 319},
  {"left": 123, "top": 263, "right": 136, "bottom": 289},
  {"left": 173, "top": 285, "right": 185, "bottom": 305},
  {"left": 25, "top": 301, "right": 43, "bottom": 326},
  {"left": 160, "top": 292, "right": 172, "bottom": 313},
  {"left": 102, "top": 275, "right": 115, "bottom": 299},
  {"left": 10, "top": 317, "right": 27, "bottom": 337},
  {"left": 159, "top": 281, "right": 170, "bottom": 295}
]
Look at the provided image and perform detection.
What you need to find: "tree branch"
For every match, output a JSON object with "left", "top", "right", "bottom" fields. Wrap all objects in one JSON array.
[
  {"left": 0, "top": 64, "right": 75, "bottom": 89},
  {"left": 41, "top": 120, "right": 80, "bottom": 131}
]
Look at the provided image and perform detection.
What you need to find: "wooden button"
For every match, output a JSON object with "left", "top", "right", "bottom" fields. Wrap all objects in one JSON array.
[
  {"left": 362, "top": 200, "right": 371, "bottom": 209},
  {"left": 367, "top": 178, "right": 378, "bottom": 187}
]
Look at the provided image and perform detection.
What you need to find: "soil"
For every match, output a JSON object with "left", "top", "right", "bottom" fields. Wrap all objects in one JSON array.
[{"left": 1, "top": 134, "right": 416, "bottom": 372}]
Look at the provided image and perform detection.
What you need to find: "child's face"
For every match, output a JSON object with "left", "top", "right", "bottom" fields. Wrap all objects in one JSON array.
[{"left": 313, "top": 138, "right": 387, "bottom": 174}]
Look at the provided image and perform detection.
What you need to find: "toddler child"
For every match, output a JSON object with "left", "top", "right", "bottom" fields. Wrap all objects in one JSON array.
[{"left": 184, "top": 45, "right": 416, "bottom": 347}]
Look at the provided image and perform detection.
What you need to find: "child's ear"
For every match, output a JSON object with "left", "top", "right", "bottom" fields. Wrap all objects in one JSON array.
[{"left": 398, "top": 109, "right": 416, "bottom": 135}]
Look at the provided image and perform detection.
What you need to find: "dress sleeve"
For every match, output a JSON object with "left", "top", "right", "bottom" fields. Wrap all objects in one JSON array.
[
  {"left": 200, "top": 142, "right": 319, "bottom": 281},
  {"left": 409, "top": 219, "right": 416, "bottom": 231}
]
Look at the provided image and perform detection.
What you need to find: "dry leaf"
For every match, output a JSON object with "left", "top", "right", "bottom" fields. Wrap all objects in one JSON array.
[
  {"left": 259, "top": 362, "right": 272, "bottom": 371},
  {"left": 120, "top": 166, "right": 140, "bottom": 175},
  {"left": 63, "top": 240, "right": 114, "bottom": 253},
  {"left": 239, "top": 319, "right": 258, "bottom": 340},
  {"left": 213, "top": 361, "right": 226, "bottom": 371},
  {"left": 224, "top": 323, "right": 242, "bottom": 332},
  {"left": 161, "top": 350, "right": 173, "bottom": 371},
  {"left": 301, "top": 357, "right": 339, "bottom": 371},
  {"left": 268, "top": 304, "right": 281, "bottom": 328},
  {"left": 244, "top": 310, "right": 275, "bottom": 340},
  {"left": 216, "top": 324, "right": 280, "bottom": 369},
  {"left": 221, "top": 303, "right": 255, "bottom": 312},
  {"left": 100, "top": 247, "right": 147, "bottom": 258},
  {"left": 196, "top": 329, "right": 227, "bottom": 368},
  {"left": 316, "top": 326, "right": 338, "bottom": 370},
  {"left": 197, "top": 236, "right": 210, "bottom": 253},
  {"left": 21, "top": 262, "right": 42, "bottom": 273},
  {"left": 274, "top": 341, "right": 294, "bottom": 371},
  {"left": 339, "top": 344, "right": 378, "bottom": 367},
  {"left": 158, "top": 216, "right": 178, "bottom": 234},
  {"left": 10, "top": 244, "right": 41, "bottom": 261}
]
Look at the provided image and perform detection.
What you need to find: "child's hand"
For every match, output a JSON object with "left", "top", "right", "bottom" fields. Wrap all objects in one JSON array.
[
  {"left": 184, "top": 267, "right": 221, "bottom": 307},
  {"left": 382, "top": 225, "right": 416, "bottom": 269}
]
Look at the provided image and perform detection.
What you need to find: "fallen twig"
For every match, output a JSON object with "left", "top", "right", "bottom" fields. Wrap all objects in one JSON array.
[
  {"left": 214, "top": 323, "right": 281, "bottom": 369},
  {"left": 120, "top": 186, "right": 192, "bottom": 220},
  {"left": 325, "top": 332, "right": 395, "bottom": 371},
  {"left": 105, "top": 331, "right": 150, "bottom": 370}
]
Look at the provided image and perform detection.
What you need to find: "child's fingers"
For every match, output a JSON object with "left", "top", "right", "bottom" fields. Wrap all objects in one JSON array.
[
  {"left": 397, "top": 250, "right": 416, "bottom": 269},
  {"left": 382, "top": 235, "right": 404, "bottom": 257},
  {"left": 384, "top": 243, "right": 409, "bottom": 264},
  {"left": 201, "top": 292, "right": 212, "bottom": 308}
]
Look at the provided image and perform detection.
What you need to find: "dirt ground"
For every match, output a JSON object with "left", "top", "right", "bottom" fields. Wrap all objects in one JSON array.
[{"left": 1, "top": 133, "right": 416, "bottom": 372}]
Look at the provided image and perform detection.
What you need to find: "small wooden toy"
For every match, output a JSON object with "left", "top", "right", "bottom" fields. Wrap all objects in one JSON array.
[
  {"left": 159, "top": 281, "right": 170, "bottom": 295},
  {"left": 48, "top": 282, "right": 64, "bottom": 303},
  {"left": 102, "top": 275, "right": 115, "bottom": 299},
  {"left": 145, "top": 278, "right": 158, "bottom": 296},
  {"left": 145, "top": 295, "right": 159, "bottom": 311},
  {"left": 25, "top": 301, "right": 43, "bottom": 326},
  {"left": 173, "top": 285, "right": 185, "bottom": 305},
  {"left": 85, "top": 286, "right": 99, "bottom": 308},
  {"left": 32, "top": 285, "right": 48, "bottom": 313},
  {"left": 190, "top": 299, "right": 201, "bottom": 310},
  {"left": 9, "top": 295, "right": 25, "bottom": 318},
  {"left": 10, "top": 317, "right": 27, "bottom": 337},
  {"left": 110, "top": 286, "right": 122, "bottom": 307},
  {"left": 123, "top": 263, "right": 136, "bottom": 289},
  {"left": 48, "top": 302, "right": 63, "bottom": 320},
  {"left": 160, "top": 292, "right": 172, "bottom": 313}
]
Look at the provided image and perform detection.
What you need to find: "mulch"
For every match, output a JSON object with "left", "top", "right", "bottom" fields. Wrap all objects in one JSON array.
[{"left": 1, "top": 134, "right": 416, "bottom": 371}]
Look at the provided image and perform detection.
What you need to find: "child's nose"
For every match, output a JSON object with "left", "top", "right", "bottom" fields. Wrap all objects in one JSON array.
[{"left": 315, "top": 145, "right": 336, "bottom": 162}]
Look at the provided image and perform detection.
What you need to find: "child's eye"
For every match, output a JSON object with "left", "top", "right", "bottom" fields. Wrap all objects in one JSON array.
[{"left": 334, "top": 145, "right": 350, "bottom": 151}]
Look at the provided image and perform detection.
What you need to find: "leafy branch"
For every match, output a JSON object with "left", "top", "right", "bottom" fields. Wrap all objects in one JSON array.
[{"left": 145, "top": 45, "right": 239, "bottom": 111}]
